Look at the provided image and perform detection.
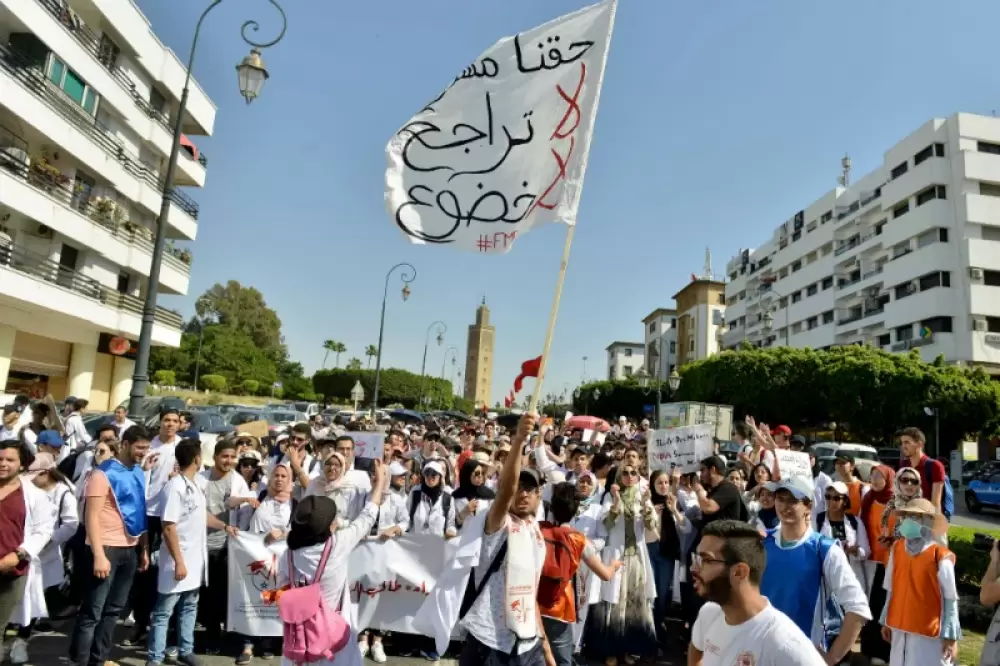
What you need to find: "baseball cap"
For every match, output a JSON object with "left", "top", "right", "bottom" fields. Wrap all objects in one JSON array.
[
  {"left": 519, "top": 468, "right": 542, "bottom": 489},
  {"left": 422, "top": 461, "right": 445, "bottom": 477},
  {"left": 764, "top": 475, "right": 814, "bottom": 501},
  {"left": 37, "top": 430, "right": 65, "bottom": 448},
  {"left": 770, "top": 425, "right": 792, "bottom": 437},
  {"left": 388, "top": 461, "right": 408, "bottom": 476},
  {"left": 834, "top": 451, "right": 856, "bottom": 465},
  {"left": 827, "top": 481, "right": 849, "bottom": 496}
]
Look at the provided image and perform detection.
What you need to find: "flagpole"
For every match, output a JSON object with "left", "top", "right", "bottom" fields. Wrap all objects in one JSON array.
[{"left": 527, "top": 0, "right": 617, "bottom": 416}]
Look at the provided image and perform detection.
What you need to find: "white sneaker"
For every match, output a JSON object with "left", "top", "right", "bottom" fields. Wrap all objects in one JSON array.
[
  {"left": 9, "top": 637, "right": 29, "bottom": 665},
  {"left": 370, "top": 642, "right": 387, "bottom": 663},
  {"left": 123, "top": 612, "right": 135, "bottom": 627},
  {"left": 358, "top": 641, "right": 370, "bottom": 658}
]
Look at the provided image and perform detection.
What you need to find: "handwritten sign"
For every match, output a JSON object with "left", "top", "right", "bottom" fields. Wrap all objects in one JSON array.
[
  {"left": 385, "top": 1, "right": 615, "bottom": 253},
  {"left": 775, "top": 450, "right": 812, "bottom": 481},
  {"left": 347, "top": 431, "right": 384, "bottom": 460},
  {"left": 647, "top": 424, "right": 714, "bottom": 474}
]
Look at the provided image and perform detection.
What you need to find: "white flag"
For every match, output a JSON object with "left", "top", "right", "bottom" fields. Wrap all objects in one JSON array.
[{"left": 385, "top": 1, "right": 616, "bottom": 254}]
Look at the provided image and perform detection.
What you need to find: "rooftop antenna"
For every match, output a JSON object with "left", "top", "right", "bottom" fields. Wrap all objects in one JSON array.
[
  {"left": 838, "top": 153, "right": 851, "bottom": 187},
  {"left": 703, "top": 247, "right": 713, "bottom": 280}
]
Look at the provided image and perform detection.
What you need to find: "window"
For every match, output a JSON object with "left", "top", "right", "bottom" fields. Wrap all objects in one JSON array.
[
  {"left": 97, "top": 34, "right": 120, "bottom": 70},
  {"left": 822, "top": 276, "right": 834, "bottom": 290},
  {"left": 942, "top": 271, "right": 951, "bottom": 287},
  {"left": 914, "top": 145, "right": 933, "bottom": 166},
  {"left": 116, "top": 271, "right": 130, "bottom": 294},
  {"left": 896, "top": 325, "right": 914, "bottom": 342},
  {"left": 978, "top": 141, "right": 1000, "bottom": 155},
  {"left": 717, "top": 293, "right": 725, "bottom": 304},
  {"left": 792, "top": 230, "right": 801, "bottom": 241},
  {"left": 935, "top": 143, "right": 945, "bottom": 157},
  {"left": 916, "top": 185, "right": 946, "bottom": 206},
  {"left": 981, "top": 182, "right": 1000, "bottom": 197},
  {"left": 984, "top": 270, "right": 1000, "bottom": 287},
  {"left": 922, "top": 316, "right": 953, "bottom": 334},
  {"left": 778, "top": 297, "right": 788, "bottom": 308},
  {"left": 891, "top": 161, "right": 909, "bottom": 179},
  {"left": 689, "top": 340, "right": 695, "bottom": 352},
  {"left": 623, "top": 366, "right": 633, "bottom": 377},
  {"left": 821, "top": 210, "right": 833, "bottom": 223},
  {"left": 878, "top": 333, "right": 891, "bottom": 347},
  {"left": 918, "top": 272, "right": 948, "bottom": 291},
  {"left": 624, "top": 348, "right": 633, "bottom": 357},
  {"left": 648, "top": 322, "right": 655, "bottom": 333},
  {"left": 807, "top": 284, "right": 818, "bottom": 296},
  {"left": 807, "top": 317, "right": 818, "bottom": 330},
  {"left": 791, "top": 292, "right": 802, "bottom": 303},
  {"left": 893, "top": 202, "right": 910, "bottom": 219},
  {"left": 791, "top": 260, "right": 802, "bottom": 272},
  {"left": 939, "top": 228, "right": 949, "bottom": 242},
  {"left": 917, "top": 229, "right": 937, "bottom": 248},
  {"left": 823, "top": 310, "right": 834, "bottom": 324},
  {"left": 671, "top": 318, "right": 677, "bottom": 327},
  {"left": 895, "top": 282, "right": 915, "bottom": 299},
  {"left": 669, "top": 341, "right": 676, "bottom": 354},
  {"left": 46, "top": 55, "right": 99, "bottom": 115}
]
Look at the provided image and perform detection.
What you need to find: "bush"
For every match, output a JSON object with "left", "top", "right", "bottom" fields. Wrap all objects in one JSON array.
[
  {"left": 242, "top": 379, "right": 260, "bottom": 395},
  {"left": 950, "top": 525, "right": 998, "bottom": 591},
  {"left": 313, "top": 368, "right": 454, "bottom": 410},
  {"left": 153, "top": 370, "right": 176, "bottom": 386},
  {"left": 200, "top": 374, "right": 227, "bottom": 392}
]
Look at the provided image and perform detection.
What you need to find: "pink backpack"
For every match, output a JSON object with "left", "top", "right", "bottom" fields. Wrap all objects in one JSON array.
[{"left": 278, "top": 538, "right": 350, "bottom": 664}]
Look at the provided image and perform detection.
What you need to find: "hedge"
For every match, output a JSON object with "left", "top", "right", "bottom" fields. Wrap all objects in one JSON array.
[{"left": 313, "top": 367, "right": 461, "bottom": 411}]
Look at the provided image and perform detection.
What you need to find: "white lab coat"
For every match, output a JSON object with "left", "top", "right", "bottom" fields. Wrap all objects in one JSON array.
[
  {"left": 156, "top": 474, "right": 208, "bottom": 594},
  {"left": 817, "top": 512, "right": 872, "bottom": 593},
  {"left": 37, "top": 482, "right": 79, "bottom": 587},
  {"left": 10, "top": 480, "right": 56, "bottom": 625},
  {"left": 599, "top": 495, "right": 657, "bottom": 604}
]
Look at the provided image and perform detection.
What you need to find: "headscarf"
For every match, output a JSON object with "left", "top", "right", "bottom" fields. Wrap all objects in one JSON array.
[
  {"left": 287, "top": 495, "right": 336, "bottom": 550},
  {"left": 882, "top": 466, "right": 921, "bottom": 530},
  {"left": 860, "top": 464, "right": 895, "bottom": 527},
  {"left": 451, "top": 459, "right": 495, "bottom": 501},
  {"left": 576, "top": 471, "right": 599, "bottom": 509},
  {"left": 648, "top": 470, "right": 668, "bottom": 507},
  {"left": 419, "top": 461, "right": 445, "bottom": 505},
  {"left": 616, "top": 466, "right": 641, "bottom": 519},
  {"left": 321, "top": 451, "right": 346, "bottom": 492}
]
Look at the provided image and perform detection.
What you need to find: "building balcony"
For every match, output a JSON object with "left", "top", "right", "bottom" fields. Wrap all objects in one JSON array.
[
  {"left": 0, "top": 242, "right": 182, "bottom": 345},
  {"left": 0, "top": 41, "right": 200, "bottom": 230},
  {"left": 31, "top": 0, "right": 207, "bottom": 185}
]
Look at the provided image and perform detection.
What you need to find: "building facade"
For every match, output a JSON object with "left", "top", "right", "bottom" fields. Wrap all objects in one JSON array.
[
  {"left": 606, "top": 341, "right": 644, "bottom": 380},
  {"left": 722, "top": 113, "right": 1000, "bottom": 375},
  {"left": 464, "top": 299, "right": 494, "bottom": 407},
  {"left": 642, "top": 308, "right": 677, "bottom": 378},
  {"left": 0, "top": 0, "right": 215, "bottom": 408},
  {"left": 673, "top": 280, "right": 727, "bottom": 366}
]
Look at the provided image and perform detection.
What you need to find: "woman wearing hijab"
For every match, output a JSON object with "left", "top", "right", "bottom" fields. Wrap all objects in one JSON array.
[
  {"left": 569, "top": 470, "right": 607, "bottom": 652},
  {"left": 859, "top": 464, "right": 896, "bottom": 662},
  {"left": 275, "top": 462, "right": 386, "bottom": 666},
  {"left": 587, "top": 463, "right": 658, "bottom": 666},
  {"left": 304, "top": 451, "right": 364, "bottom": 524},
  {"left": 407, "top": 461, "right": 456, "bottom": 539},
  {"left": 885, "top": 467, "right": 922, "bottom": 540},
  {"left": 452, "top": 458, "right": 495, "bottom": 530}
]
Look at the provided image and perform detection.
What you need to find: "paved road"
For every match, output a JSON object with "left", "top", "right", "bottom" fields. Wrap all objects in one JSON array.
[
  {"left": 16, "top": 620, "right": 687, "bottom": 666},
  {"left": 951, "top": 489, "right": 1000, "bottom": 531}
]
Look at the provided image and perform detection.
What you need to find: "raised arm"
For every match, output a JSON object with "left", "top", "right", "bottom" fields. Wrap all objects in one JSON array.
[{"left": 486, "top": 413, "right": 536, "bottom": 535}]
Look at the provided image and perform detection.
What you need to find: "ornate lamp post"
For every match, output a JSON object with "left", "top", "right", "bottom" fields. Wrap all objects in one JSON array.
[
  {"left": 372, "top": 263, "right": 416, "bottom": 411},
  {"left": 418, "top": 321, "right": 447, "bottom": 404},
  {"left": 128, "top": 0, "right": 287, "bottom": 418}
]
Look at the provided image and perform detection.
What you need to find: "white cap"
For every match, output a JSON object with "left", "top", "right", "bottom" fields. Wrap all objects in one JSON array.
[
  {"left": 619, "top": 416, "right": 627, "bottom": 423},
  {"left": 422, "top": 461, "right": 445, "bottom": 477},
  {"left": 828, "top": 481, "right": 849, "bottom": 497},
  {"left": 764, "top": 475, "right": 815, "bottom": 501},
  {"left": 388, "top": 461, "right": 408, "bottom": 477}
]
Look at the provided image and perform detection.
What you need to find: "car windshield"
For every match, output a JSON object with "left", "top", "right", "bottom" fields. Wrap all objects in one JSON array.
[
  {"left": 293, "top": 402, "right": 311, "bottom": 412},
  {"left": 229, "top": 411, "right": 261, "bottom": 426},
  {"left": 267, "top": 411, "right": 298, "bottom": 423},
  {"left": 847, "top": 449, "right": 879, "bottom": 461}
]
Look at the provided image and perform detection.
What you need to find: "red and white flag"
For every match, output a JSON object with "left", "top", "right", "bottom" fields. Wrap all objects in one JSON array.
[{"left": 385, "top": 1, "right": 616, "bottom": 254}]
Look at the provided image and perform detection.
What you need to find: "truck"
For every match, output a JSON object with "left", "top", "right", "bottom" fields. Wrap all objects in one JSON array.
[{"left": 658, "top": 401, "right": 734, "bottom": 441}]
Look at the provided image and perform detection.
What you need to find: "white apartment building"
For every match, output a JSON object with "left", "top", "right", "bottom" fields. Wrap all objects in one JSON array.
[
  {"left": 606, "top": 341, "right": 644, "bottom": 381},
  {"left": 0, "top": 0, "right": 215, "bottom": 408},
  {"left": 722, "top": 113, "right": 1000, "bottom": 375},
  {"left": 642, "top": 308, "right": 677, "bottom": 379}
]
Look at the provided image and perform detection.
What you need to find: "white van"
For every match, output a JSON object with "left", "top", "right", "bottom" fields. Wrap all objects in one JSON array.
[{"left": 810, "top": 441, "right": 879, "bottom": 462}]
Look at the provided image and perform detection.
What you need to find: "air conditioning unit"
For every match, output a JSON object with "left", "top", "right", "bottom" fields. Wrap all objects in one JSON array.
[
  {"left": 970, "top": 268, "right": 984, "bottom": 280},
  {"left": 36, "top": 224, "right": 53, "bottom": 238},
  {"left": 974, "top": 319, "right": 988, "bottom": 332}
]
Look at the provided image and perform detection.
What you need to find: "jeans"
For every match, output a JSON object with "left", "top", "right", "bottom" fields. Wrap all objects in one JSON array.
[
  {"left": 148, "top": 589, "right": 200, "bottom": 663},
  {"left": 199, "top": 548, "right": 228, "bottom": 640},
  {"left": 541, "top": 617, "right": 573, "bottom": 666},
  {"left": 70, "top": 545, "right": 138, "bottom": 666},
  {"left": 645, "top": 542, "right": 675, "bottom": 631},
  {"left": 459, "top": 634, "right": 544, "bottom": 666},
  {"left": 129, "top": 515, "right": 162, "bottom": 631}
]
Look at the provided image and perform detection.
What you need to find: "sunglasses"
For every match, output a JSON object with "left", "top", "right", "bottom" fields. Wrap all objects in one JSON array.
[
  {"left": 621, "top": 470, "right": 638, "bottom": 478},
  {"left": 899, "top": 477, "right": 920, "bottom": 486},
  {"left": 824, "top": 494, "right": 845, "bottom": 501}
]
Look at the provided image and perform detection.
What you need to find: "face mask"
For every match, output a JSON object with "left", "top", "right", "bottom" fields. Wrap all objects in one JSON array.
[{"left": 898, "top": 518, "right": 925, "bottom": 540}]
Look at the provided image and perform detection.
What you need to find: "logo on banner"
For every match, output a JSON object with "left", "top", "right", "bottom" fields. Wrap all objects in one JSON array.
[{"left": 246, "top": 556, "right": 278, "bottom": 593}]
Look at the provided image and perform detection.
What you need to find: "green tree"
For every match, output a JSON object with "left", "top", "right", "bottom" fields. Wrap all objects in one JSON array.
[
  {"left": 313, "top": 368, "right": 454, "bottom": 410},
  {"left": 153, "top": 370, "right": 176, "bottom": 386},
  {"left": 346, "top": 358, "right": 362, "bottom": 371},
  {"left": 365, "top": 345, "right": 378, "bottom": 368},
  {"left": 322, "top": 340, "right": 337, "bottom": 369},
  {"left": 200, "top": 374, "right": 227, "bottom": 392},
  {"left": 242, "top": 379, "right": 260, "bottom": 395},
  {"left": 196, "top": 281, "right": 285, "bottom": 360}
]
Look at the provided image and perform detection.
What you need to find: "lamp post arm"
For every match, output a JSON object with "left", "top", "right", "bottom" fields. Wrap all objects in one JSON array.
[{"left": 372, "top": 263, "right": 416, "bottom": 410}]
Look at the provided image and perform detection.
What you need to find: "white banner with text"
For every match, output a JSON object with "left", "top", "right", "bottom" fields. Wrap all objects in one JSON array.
[
  {"left": 226, "top": 532, "right": 448, "bottom": 636},
  {"left": 646, "top": 424, "right": 715, "bottom": 474}
]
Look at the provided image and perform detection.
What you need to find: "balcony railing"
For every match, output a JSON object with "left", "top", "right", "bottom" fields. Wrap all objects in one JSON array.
[
  {"left": 837, "top": 306, "right": 885, "bottom": 327},
  {"left": 0, "top": 124, "right": 192, "bottom": 274},
  {"left": 0, "top": 242, "right": 182, "bottom": 330},
  {"left": 0, "top": 42, "right": 200, "bottom": 220}
]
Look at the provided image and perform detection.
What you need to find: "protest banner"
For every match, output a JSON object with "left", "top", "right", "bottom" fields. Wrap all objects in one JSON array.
[
  {"left": 347, "top": 431, "right": 384, "bottom": 460},
  {"left": 227, "top": 532, "right": 448, "bottom": 636},
  {"left": 775, "top": 449, "right": 812, "bottom": 481},
  {"left": 647, "top": 424, "right": 714, "bottom": 474}
]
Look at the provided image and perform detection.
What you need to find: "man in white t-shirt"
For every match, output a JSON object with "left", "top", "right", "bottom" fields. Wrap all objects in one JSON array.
[{"left": 689, "top": 520, "right": 826, "bottom": 666}]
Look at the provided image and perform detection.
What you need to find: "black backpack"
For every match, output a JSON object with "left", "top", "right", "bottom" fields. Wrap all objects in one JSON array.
[{"left": 408, "top": 490, "right": 452, "bottom": 536}]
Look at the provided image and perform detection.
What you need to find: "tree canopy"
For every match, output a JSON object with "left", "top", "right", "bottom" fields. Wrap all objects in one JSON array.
[{"left": 313, "top": 368, "right": 468, "bottom": 411}]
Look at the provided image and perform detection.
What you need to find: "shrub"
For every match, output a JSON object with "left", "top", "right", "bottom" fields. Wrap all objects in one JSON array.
[
  {"left": 153, "top": 370, "right": 176, "bottom": 386},
  {"left": 242, "top": 379, "right": 260, "bottom": 395},
  {"left": 200, "top": 374, "right": 226, "bottom": 392}
]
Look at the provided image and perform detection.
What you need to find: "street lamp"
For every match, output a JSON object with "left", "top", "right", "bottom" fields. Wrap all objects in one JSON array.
[
  {"left": 668, "top": 370, "right": 681, "bottom": 392},
  {"left": 128, "top": 0, "right": 288, "bottom": 418},
  {"left": 924, "top": 406, "right": 941, "bottom": 458},
  {"left": 636, "top": 369, "right": 661, "bottom": 428},
  {"left": 372, "top": 263, "right": 416, "bottom": 411},
  {"left": 418, "top": 321, "right": 447, "bottom": 403}
]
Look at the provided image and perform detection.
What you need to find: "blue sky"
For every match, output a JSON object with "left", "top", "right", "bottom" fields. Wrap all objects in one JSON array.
[{"left": 137, "top": 0, "right": 1000, "bottom": 405}]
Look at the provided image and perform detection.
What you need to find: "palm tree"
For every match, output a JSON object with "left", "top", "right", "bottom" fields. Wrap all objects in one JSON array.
[
  {"left": 321, "top": 340, "right": 337, "bottom": 369},
  {"left": 332, "top": 341, "right": 347, "bottom": 368},
  {"left": 365, "top": 344, "right": 378, "bottom": 368}
]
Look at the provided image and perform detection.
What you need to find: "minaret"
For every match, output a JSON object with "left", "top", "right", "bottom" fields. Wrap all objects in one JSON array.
[{"left": 464, "top": 298, "right": 495, "bottom": 407}]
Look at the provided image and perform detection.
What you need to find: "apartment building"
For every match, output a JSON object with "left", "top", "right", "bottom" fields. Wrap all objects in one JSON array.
[
  {"left": 606, "top": 341, "right": 644, "bottom": 380},
  {"left": 0, "top": 0, "right": 215, "bottom": 408},
  {"left": 642, "top": 308, "right": 677, "bottom": 378},
  {"left": 673, "top": 279, "right": 726, "bottom": 366},
  {"left": 722, "top": 113, "right": 1000, "bottom": 375}
]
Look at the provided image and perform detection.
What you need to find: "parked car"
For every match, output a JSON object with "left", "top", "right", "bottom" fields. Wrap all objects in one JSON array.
[
  {"left": 264, "top": 410, "right": 307, "bottom": 427},
  {"left": 718, "top": 440, "right": 741, "bottom": 463},
  {"left": 229, "top": 410, "right": 264, "bottom": 427},
  {"left": 816, "top": 456, "right": 878, "bottom": 483},
  {"left": 810, "top": 442, "right": 879, "bottom": 462},
  {"left": 292, "top": 402, "right": 320, "bottom": 418},
  {"left": 83, "top": 412, "right": 115, "bottom": 439},
  {"left": 966, "top": 472, "right": 1000, "bottom": 513}
]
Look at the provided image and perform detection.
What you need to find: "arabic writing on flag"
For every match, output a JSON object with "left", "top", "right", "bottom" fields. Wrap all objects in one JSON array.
[{"left": 385, "top": 1, "right": 615, "bottom": 254}]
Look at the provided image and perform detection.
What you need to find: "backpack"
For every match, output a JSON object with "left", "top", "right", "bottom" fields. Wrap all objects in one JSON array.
[
  {"left": 537, "top": 523, "right": 580, "bottom": 609},
  {"left": 926, "top": 459, "right": 954, "bottom": 520},
  {"left": 57, "top": 449, "right": 86, "bottom": 482},
  {"left": 278, "top": 538, "right": 350, "bottom": 665},
  {"left": 408, "top": 491, "right": 452, "bottom": 536}
]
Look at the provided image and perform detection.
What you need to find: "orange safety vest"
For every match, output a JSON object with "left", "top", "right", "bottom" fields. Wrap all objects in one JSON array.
[
  {"left": 845, "top": 480, "right": 864, "bottom": 517},
  {"left": 865, "top": 499, "right": 895, "bottom": 565},
  {"left": 885, "top": 541, "right": 954, "bottom": 638}
]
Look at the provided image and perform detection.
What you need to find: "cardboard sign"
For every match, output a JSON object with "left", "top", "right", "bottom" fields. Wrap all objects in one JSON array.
[
  {"left": 237, "top": 420, "right": 269, "bottom": 440},
  {"left": 347, "top": 431, "right": 385, "bottom": 460},
  {"left": 775, "top": 449, "right": 811, "bottom": 481},
  {"left": 647, "top": 424, "right": 714, "bottom": 474}
]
